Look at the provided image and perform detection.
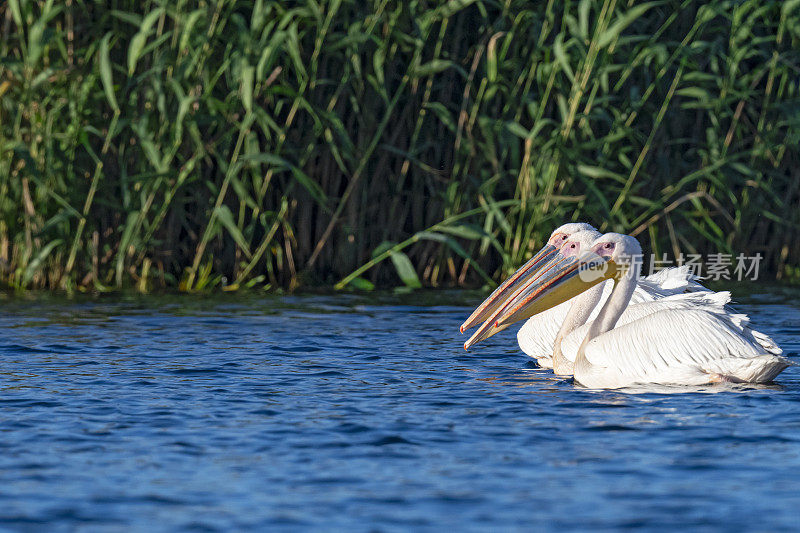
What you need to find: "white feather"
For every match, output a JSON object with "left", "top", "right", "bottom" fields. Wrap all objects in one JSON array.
[
  {"left": 560, "top": 291, "right": 734, "bottom": 363},
  {"left": 575, "top": 308, "right": 791, "bottom": 389}
]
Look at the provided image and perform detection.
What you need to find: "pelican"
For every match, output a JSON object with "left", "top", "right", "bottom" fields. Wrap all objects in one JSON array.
[
  {"left": 460, "top": 225, "right": 706, "bottom": 370},
  {"left": 514, "top": 231, "right": 708, "bottom": 370},
  {"left": 492, "top": 233, "right": 790, "bottom": 388},
  {"left": 521, "top": 230, "right": 726, "bottom": 375}
]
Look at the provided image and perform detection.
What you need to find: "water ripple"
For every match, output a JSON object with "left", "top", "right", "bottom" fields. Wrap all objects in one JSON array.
[{"left": 0, "top": 290, "right": 797, "bottom": 530}]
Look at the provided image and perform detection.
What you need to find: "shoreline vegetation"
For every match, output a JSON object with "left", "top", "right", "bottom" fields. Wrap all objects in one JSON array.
[{"left": 1, "top": 0, "right": 799, "bottom": 292}]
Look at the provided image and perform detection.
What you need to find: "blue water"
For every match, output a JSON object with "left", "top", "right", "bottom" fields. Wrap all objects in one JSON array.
[{"left": 1, "top": 288, "right": 799, "bottom": 531}]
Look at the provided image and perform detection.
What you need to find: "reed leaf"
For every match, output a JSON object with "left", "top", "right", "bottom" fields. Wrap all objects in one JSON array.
[{"left": 0, "top": 0, "right": 797, "bottom": 291}]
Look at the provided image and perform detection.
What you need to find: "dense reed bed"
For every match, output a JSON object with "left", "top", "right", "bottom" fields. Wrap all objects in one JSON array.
[{"left": 1, "top": 0, "right": 799, "bottom": 291}]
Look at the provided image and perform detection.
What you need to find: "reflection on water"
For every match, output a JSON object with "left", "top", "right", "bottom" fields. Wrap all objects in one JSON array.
[
  {"left": 0, "top": 288, "right": 798, "bottom": 530},
  {"left": 481, "top": 372, "right": 788, "bottom": 394}
]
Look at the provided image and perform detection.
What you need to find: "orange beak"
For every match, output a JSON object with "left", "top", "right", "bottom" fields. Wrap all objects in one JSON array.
[
  {"left": 493, "top": 251, "right": 621, "bottom": 329},
  {"left": 459, "top": 244, "right": 558, "bottom": 334},
  {"left": 462, "top": 252, "right": 575, "bottom": 350}
]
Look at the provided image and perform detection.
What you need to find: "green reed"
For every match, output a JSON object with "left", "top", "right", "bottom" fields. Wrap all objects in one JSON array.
[{"left": 1, "top": 0, "right": 799, "bottom": 292}]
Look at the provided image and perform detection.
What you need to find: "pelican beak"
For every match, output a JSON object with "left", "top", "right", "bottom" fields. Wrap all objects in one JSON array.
[
  {"left": 462, "top": 252, "right": 573, "bottom": 350},
  {"left": 492, "top": 252, "right": 622, "bottom": 329},
  {"left": 459, "top": 243, "right": 558, "bottom": 333}
]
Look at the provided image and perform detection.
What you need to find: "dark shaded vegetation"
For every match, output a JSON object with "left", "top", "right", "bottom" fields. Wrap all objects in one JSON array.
[{"left": 1, "top": 0, "right": 799, "bottom": 292}]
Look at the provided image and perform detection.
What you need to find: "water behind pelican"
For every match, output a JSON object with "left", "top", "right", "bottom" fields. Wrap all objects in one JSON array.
[{"left": 1, "top": 287, "right": 799, "bottom": 530}]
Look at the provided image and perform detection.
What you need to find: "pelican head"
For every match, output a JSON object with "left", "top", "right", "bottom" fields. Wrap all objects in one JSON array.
[
  {"left": 459, "top": 222, "right": 597, "bottom": 335},
  {"left": 461, "top": 226, "right": 601, "bottom": 350},
  {"left": 560, "top": 229, "right": 603, "bottom": 258},
  {"left": 584, "top": 233, "right": 643, "bottom": 276},
  {"left": 492, "top": 233, "right": 642, "bottom": 329},
  {"left": 551, "top": 222, "right": 597, "bottom": 241}
]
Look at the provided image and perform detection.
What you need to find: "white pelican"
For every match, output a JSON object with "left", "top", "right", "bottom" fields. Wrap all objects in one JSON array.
[
  {"left": 515, "top": 231, "right": 708, "bottom": 370},
  {"left": 493, "top": 233, "right": 791, "bottom": 388},
  {"left": 461, "top": 226, "right": 707, "bottom": 370}
]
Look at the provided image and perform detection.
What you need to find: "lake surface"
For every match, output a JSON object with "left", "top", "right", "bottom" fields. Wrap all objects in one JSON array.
[{"left": 1, "top": 287, "right": 799, "bottom": 531}]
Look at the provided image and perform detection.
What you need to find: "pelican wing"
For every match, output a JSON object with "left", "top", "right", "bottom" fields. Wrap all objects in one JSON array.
[
  {"left": 561, "top": 291, "right": 732, "bottom": 363},
  {"left": 638, "top": 265, "right": 707, "bottom": 293},
  {"left": 581, "top": 308, "right": 789, "bottom": 383}
]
